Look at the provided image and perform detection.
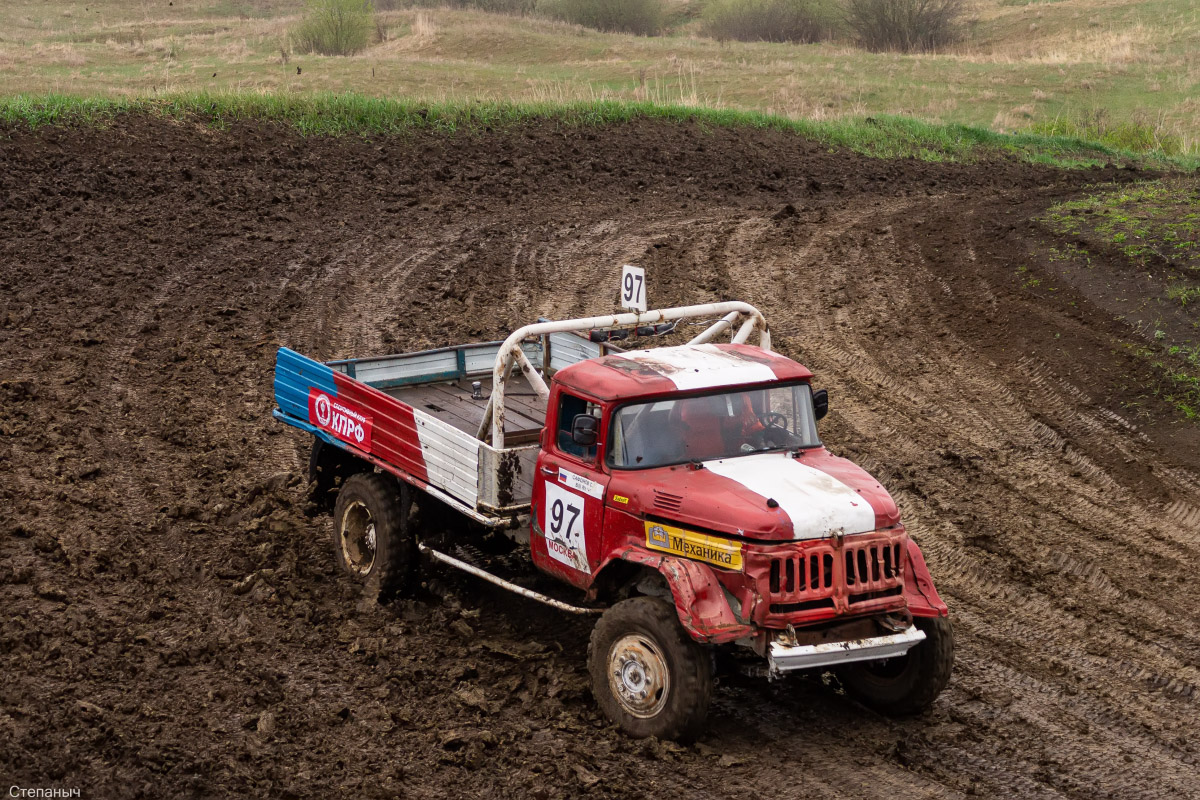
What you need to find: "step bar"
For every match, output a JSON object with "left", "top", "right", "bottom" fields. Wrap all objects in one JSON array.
[
  {"left": 768, "top": 626, "right": 926, "bottom": 676},
  {"left": 418, "top": 543, "right": 603, "bottom": 616},
  {"left": 421, "top": 542, "right": 927, "bottom": 667}
]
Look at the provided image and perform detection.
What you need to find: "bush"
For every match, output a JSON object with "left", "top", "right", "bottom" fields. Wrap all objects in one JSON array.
[
  {"left": 703, "top": 0, "right": 833, "bottom": 43},
  {"left": 536, "top": 0, "right": 664, "bottom": 35},
  {"left": 293, "top": 0, "right": 376, "bottom": 56},
  {"left": 449, "top": 0, "right": 538, "bottom": 14},
  {"left": 842, "top": 0, "right": 962, "bottom": 52},
  {"left": 398, "top": 0, "right": 537, "bottom": 15}
]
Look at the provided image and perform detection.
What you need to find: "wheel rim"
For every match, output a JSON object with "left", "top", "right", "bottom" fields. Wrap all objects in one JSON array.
[
  {"left": 338, "top": 499, "right": 377, "bottom": 575},
  {"left": 608, "top": 634, "right": 670, "bottom": 719}
]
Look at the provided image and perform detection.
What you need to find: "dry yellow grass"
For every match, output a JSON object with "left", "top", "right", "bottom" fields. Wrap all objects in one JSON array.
[
  {"left": 954, "top": 22, "right": 1154, "bottom": 65},
  {"left": 0, "top": 0, "right": 1196, "bottom": 150}
]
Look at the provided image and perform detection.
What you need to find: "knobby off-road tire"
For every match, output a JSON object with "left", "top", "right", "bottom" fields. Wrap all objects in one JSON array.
[
  {"left": 331, "top": 472, "right": 417, "bottom": 601},
  {"left": 839, "top": 616, "right": 954, "bottom": 715},
  {"left": 588, "top": 596, "right": 713, "bottom": 742}
]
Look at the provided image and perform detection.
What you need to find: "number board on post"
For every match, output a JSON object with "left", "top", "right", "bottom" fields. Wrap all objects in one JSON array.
[{"left": 620, "top": 265, "right": 647, "bottom": 312}]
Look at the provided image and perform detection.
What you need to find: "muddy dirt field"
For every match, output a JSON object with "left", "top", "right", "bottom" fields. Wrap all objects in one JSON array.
[{"left": 2, "top": 118, "right": 1199, "bottom": 799}]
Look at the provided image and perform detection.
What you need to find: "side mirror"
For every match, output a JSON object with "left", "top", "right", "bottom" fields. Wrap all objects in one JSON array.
[
  {"left": 571, "top": 414, "right": 599, "bottom": 446},
  {"left": 812, "top": 388, "right": 829, "bottom": 421}
]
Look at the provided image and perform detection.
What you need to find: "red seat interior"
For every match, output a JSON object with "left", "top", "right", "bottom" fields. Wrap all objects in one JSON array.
[{"left": 673, "top": 396, "right": 728, "bottom": 461}]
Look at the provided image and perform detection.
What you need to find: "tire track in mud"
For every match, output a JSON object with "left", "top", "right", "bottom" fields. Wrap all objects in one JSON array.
[
  {"left": 417, "top": 194, "right": 1200, "bottom": 797},
  {"left": 652, "top": 199, "right": 1200, "bottom": 797},
  {"left": 470, "top": 195, "right": 1200, "bottom": 796},
  {"left": 4, "top": 118, "right": 1199, "bottom": 800}
]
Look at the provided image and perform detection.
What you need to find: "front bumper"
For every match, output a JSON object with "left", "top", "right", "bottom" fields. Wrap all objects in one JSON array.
[{"left": 767, "top": 625, "right": 925, "bottom": 676}]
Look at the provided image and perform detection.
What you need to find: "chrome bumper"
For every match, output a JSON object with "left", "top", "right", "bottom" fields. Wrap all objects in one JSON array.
[{"left": 767, "top": 626, "right": 926, "bottom": 676}]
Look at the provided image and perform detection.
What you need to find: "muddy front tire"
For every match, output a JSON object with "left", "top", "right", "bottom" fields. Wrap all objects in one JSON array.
[
  {"left": 838, "top": 616, "right": 954, "bottom": 715},
  {"left": 588, "top": 597, "right": 712, "bottom": 742},
  {"left": 331, "top": 472, "right": 416, "bottom": 600}
]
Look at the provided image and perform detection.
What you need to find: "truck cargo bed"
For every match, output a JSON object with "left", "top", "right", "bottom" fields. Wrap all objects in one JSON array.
[
  {"left": 275, "top": 332, "right": 612, "bottom": 525},
  {"left": 383, "top": 376, "right": 547, "bottom": 445}
]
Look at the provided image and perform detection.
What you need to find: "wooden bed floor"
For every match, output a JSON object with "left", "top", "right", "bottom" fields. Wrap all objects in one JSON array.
[{"left": 385, "top": 376, "right": 547, "bottom": 439}]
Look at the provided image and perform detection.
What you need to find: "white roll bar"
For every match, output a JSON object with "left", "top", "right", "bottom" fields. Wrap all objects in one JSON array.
[{"left": 481, "top": 301, "right": 770, "bottom": 448}]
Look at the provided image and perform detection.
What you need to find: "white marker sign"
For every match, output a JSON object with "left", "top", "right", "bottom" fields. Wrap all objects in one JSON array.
[{"left": 620, "top": 264, "right": 647, "bottom": 312}]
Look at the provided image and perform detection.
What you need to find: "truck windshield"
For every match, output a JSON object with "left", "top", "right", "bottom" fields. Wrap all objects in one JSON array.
[{"left": 609, "top": 383, "right": 821, "bottom": 469}]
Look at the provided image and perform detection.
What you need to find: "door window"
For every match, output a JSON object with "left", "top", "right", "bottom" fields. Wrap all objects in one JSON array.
[{"left": 556, "top": 392, "right": 600, "bottom": 461}]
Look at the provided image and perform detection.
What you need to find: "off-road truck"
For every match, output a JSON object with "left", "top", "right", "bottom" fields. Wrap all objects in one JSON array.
[{"left": 272, "top": 284, "right": 952, "bottom": 740}]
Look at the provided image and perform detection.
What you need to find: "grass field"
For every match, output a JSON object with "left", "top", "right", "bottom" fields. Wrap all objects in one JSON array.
[
  {"left": 1, "top": 0, "right": 1197, "bottom": 155},
  {"left": 7, "top": 92, "right": 1195, "bottom": 172}
]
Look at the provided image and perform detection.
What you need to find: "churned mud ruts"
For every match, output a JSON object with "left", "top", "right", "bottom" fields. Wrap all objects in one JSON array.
[{"left": 2, "top": 117, "right": 1198, "bottom": 799}]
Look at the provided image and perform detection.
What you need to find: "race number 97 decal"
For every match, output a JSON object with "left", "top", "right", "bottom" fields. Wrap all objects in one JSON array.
[{"left": 543, "top": 482, "right": 589, "bottom": 573}]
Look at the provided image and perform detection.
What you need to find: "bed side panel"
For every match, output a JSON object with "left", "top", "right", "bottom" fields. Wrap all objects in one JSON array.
[
  {"left": 549, "top": 332, "right": 603, "bottom": 373},
  {"left": 274, "top": 347, "right": 430, "bottom": 484},
  {"left": 478, "top": 443, "right": 539, "bottom": 511},
  {"left": 413, "top": 409, "right": 481, "bottom": 507}
]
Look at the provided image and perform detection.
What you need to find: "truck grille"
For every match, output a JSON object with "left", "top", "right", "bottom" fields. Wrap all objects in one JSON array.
[
  {"left": 845, "top": 539, "right": 902, "bottom": 591},
  {"left": 769, "top": 552, "right": 834, "bottom": 593},
  {"left": 758, "top": 531, "right": 906, "bottom": 622}
]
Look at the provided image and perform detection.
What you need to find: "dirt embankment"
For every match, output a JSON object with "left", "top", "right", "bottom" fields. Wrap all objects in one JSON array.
[{"left": 2, "top": 117, "right": 1199, "bottom": 799}]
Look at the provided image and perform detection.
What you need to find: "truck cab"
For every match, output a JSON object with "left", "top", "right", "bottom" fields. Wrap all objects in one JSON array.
[{"left": 274, "top": 300, "right": 952, "bottom": 741}]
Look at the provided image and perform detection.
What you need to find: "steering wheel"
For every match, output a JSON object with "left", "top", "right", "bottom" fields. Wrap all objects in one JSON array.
[{"left": 757, "top": 412, "right": 789, "bottom": 431}]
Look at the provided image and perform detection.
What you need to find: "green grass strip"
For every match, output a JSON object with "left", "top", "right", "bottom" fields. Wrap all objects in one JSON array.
[{"left": 2, "top": 92, "right": 1197, "bottom": 171}]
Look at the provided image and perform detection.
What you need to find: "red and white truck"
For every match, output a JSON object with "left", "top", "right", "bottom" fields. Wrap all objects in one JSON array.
[{"left": 273, "top": 282, "right": 952, "bottom": 740}]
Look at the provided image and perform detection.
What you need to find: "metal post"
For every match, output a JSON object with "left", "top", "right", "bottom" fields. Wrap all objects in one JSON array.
[
  {"left": 688, "top": 311, "right": 741, "bottom": 345},
  {"left": 513, "top": 345, "right": 550, "bottom": 401}
]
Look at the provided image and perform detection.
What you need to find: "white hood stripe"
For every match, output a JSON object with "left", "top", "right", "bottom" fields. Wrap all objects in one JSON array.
[
  {"left": 703, "top": 453, "right": 876, "bottom": 540},
  {"left": 612, "top": 344, "right": 776, "bottom": 391}
]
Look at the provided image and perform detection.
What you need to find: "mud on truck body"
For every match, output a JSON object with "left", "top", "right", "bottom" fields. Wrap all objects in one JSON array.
[{"left": 273, "top": 299, "right": 952, "bottom": 740}]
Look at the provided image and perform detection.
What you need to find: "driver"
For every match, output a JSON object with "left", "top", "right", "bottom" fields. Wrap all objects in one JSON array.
[
  {"left": 727, "top": 394, "right": 766, "bottom": 450},
  {"left": 733, "top": 393, "right": 799, "bottom": 451}
]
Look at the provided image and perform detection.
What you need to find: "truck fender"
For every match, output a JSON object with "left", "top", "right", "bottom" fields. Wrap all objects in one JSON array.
[
  {"left": 308, "top": 438, "right": 373, "bottom": 511},
  {"left": 602, "top": 548, "right": 755, "bottom": 645},
  {"left": 904, "top": 538, "right": 949, "bottom": 618}
]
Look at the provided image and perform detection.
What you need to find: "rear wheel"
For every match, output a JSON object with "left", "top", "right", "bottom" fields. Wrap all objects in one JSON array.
[
  {"left": 588, "top": 597, "right": 712, "bottom": 741},
  {"left": 838, "top": 616, "right": 954, "bottom": 715},
  {"left": 331, "top": 472, "right": 417, "bottom": 600}
]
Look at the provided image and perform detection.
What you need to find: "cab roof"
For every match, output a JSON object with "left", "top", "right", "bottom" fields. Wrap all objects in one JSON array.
[{"left": 554, "top": 343, "right": 813, "bottom": 401}]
